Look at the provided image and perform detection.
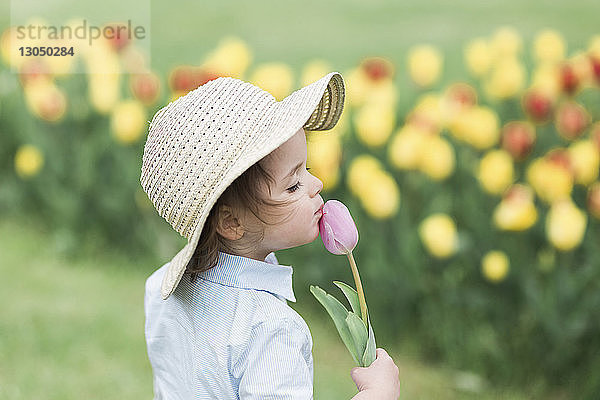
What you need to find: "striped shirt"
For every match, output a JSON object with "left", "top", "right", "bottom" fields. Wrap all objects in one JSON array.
[{"left": 144, "top": 251, "right": 314, "bottom": 399}]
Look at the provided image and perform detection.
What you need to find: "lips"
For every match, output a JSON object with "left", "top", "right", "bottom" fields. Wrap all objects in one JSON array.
[{"left": 315, "top": 203, "right": 324, "bottom": 215}]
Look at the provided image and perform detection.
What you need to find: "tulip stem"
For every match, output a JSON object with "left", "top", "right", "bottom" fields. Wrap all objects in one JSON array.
[{"left": 347, "top": 251, "right": 368, "bottom": 325}]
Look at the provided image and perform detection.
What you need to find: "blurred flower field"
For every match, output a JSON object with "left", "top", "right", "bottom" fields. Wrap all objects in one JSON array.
[{"left": 2, "top": 18, "right": 600, "bottom": 397}]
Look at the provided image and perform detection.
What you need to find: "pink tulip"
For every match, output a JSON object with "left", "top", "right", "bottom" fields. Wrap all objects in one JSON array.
[
  {"left": 319, "top": 199, "right": 368, "bottom": 324},
  {"left": 319, "top": 200, "right": 359, "bottom": 255}
]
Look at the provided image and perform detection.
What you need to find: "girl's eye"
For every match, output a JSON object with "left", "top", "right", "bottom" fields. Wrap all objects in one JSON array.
[
  {"left": 287, "top": 168, "right": 310, "bottom": 193},
  {"left": 287, "top": 182, "right": 303, "bottom": 193}
]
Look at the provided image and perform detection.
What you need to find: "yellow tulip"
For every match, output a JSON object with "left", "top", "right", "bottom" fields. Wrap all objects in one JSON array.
[
  {"left": 530, "top": 63, "right": 561, "bottom": 99},
  {"left": 490, "top": 26, "right": 523, "bottom": 58},
  {"left": 481, "top": 250, "right": 510, "bottom": 283},
  {"left": 83, "top": 38, "right": 120, "bottom": 74},
  {"left": 477, "top": 150, "right": 514, "bottom": 195},
  {"left": 363, "top": 78, "right": 398, "bottom": 109},
  {"left": 493, "top": 184, "right": 538, "bottom": 231},
  {"left": 346, "top": 154, "right": 385, "bottom": 197},
  {"left": 315, "top": 165, "right": 341, "bottom": 192},
  {"left": 201, "top": 36, "right": 252, "bottom": 78},
  {"left": 568, "top": 140, "right": 600, "bottom": 185},
  {"left": 301, "top": 59, "right": 333, "bottom": 87},
  {"left": 345, "top": 67, "right": 370, "bottom": 108},
  {"left": 526, "top": 157, "right": 573, "bottom": 203},
  {"left": 569, "top": 51, "right": 595, "bottom": 88},
  {"left": 353, "top": 103, "right": 395, "bottom": 148},
  {"left": 589, "top": 35, "right": 600, "bottom": 59},
  {"left": 387, "top": 124, "right": 428, "bottom": 170},
  {"left": 464, "top": 38, "right": 492, "bottom": 77},
  {"left": 418, "top": 213, "right": 458, "bottom": 259},
  {"left": 546, "top": 199, "right": 587, "bottom": 251},
  {"left": 307, "top": 133, "right": 342, "bottom": 191},
  {"left": 14, "top": 144, "right": 44, "bottom": 178},
  {"left": 441, "top": 83, "right": 478, "bottom": 123},
  {"left": 419, "top": 135, "right": 456, "bottom": 181},
  {"left": 359, "top": 170, "right": 400, "bottom": 220},
  {"left": 409, "top": 93, "right": 444, "bottom": 134},
  {"left": 450, "top": 106, "right": 500, "bottom": 150},
  {"left": 533, "top": 29, "right": 566, "bottom": 64},
  {"left": 23, "top": 79, "right": 67, "bottom": 122},
  {"left": 307, "top": 132, "right": 342, "bottom": 167},
  {"left": 110, "top": 99, "right": 147, "bottom": 144},
  {"left": 88, "top": 73, "right": 121, "bottom": 114},
  {"left": 407, "top": 44, "right": 443, "bottom": 87},
  {"left": 1, "top": 27, "right": 25, "bottom": 69},
  {"left": 120, "top": 46, "right": 148, "bottom": 74},
  {"left": 2, "top": 20, "right": 49, "bottom": 70},
  {"left": 250, "top": 63, "right": 293, "bottom": 101},
  {"left": 484, "top": 57, "right": 526, "bottom": 99},
  {"left": 345, "top": 66, "right": 398, "bottom": 109}
]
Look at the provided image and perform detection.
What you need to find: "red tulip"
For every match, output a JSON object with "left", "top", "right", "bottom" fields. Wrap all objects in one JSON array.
[
  {"left": 360, "top": 57, "right": 394, "bottom": 81},
  {"left": 587, "top": 183, "right": 600, "bottom": 219},
  {"left": 555, "top": 101, "right": 590, "bottom": 140},
  {"left": 522, "top": 89, "right": 553, "bottom": 123},
  {"left": 130, "top": 72, "right": 161, "bottom": 105},
  {"left": 546, "top": 148, "right": 575, "bottom": 177},
  {"left": 445, "top": 82, "right": 477, "bottom": 108},
  {"left": 104, "top": 23, "right": 131, "bottom": 52},
  {"left": 560, "top": 63, "right": 579, "bottom": 95},
  {"left": 590, "top": 56, "right": 600, "bottom": 84},
  {"left": 18, "top": 58, "right": 51, "bottom": 87},
  {"left": 501, "top": 121, "right": 536, "bottom": 161},
  {"left": 169, "top": 66, "right": 219, "bottom": 94}
]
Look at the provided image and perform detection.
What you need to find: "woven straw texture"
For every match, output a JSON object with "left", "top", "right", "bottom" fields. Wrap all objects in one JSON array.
[{"left": 140, "top": 72, "right": 345, "bottom": 299}]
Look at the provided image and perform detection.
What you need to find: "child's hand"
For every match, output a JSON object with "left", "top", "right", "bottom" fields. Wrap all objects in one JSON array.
[{"left": 349, "top": 348, "right": 400, "bottom": 400}]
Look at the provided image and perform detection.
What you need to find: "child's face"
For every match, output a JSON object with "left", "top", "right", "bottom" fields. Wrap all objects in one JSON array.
[{"left": 256, "top": 127, "right": 324, "bottom": 257}]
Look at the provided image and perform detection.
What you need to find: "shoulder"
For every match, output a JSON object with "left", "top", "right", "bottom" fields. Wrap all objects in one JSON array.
[
  {"left": 247, "top": 291, "right": 312, "bottom": 343},
  {"left": 144, "top": 262, "right": 169, "bottom": 299}
]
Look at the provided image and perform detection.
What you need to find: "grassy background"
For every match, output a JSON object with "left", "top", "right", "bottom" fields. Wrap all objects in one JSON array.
[
  {"left": 2, "top": 0, "right": 600, "bottom": 76},
  {"left": 0, "top": 215, "right": 563, "bottom": 399}
]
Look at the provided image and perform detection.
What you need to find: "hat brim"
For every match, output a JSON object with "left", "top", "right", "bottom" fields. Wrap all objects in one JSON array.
[{"left": 160, "top": 71, "right": 345, "bottom": 300}]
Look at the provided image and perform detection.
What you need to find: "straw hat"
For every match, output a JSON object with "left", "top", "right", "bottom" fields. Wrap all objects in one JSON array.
[{"left": 140, "top": 71, "right": 345, "bottom": 300}]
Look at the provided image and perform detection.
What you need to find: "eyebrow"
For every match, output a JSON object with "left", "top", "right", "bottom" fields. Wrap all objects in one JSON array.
[{"left": 283, "top": 161, "right": 303, "bottom": 180}]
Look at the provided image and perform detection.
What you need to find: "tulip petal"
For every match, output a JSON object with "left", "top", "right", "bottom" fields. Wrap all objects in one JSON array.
[
  {"left": 320, "top": 200, "right": 359, "bottom": 255},
  {"left": 346, "top": 311, "right": 368, "bottom": 366},
  {"left": 320, "top": 219, "right": 343, "bottom": 255},
  {"left": 310, "top": 285, "right": 359, "bottom": 365}
]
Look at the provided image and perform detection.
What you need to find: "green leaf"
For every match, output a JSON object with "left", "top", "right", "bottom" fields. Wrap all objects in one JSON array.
[
  {"left": 333, "top": 281, "right": 362, "bottom": 318},
  {"left": 310, "top": 285, "right": 359, "bottom": 365},
  {"left": 362, "top": 316, "right": 377, "bottom": 367},
  {"left": 346, "top": 311, "right": 368, "bottom": 366}
]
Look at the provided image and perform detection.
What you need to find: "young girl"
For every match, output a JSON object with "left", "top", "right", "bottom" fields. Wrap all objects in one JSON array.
[{"left": 140, "top": 72, "right": 400, "bottom": 399}]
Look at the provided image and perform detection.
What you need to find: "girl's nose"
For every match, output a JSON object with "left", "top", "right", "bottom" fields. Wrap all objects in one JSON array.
[{"left": 311, "top": 173, "right": 323, "bottom": 196}]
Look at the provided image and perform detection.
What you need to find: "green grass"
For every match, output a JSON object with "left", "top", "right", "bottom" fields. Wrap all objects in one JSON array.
[{"left": 0, "top": 214, "right": 558, "bottom": 399}]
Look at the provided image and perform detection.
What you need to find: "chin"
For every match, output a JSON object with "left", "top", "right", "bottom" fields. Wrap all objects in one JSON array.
[{"left": 311, "top": 225, "right": 321, "bottom": 241}]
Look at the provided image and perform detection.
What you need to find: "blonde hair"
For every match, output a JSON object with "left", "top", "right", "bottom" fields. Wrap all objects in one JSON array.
[{"left": 184, "top": 155, "right": 294, "bottom": 281}]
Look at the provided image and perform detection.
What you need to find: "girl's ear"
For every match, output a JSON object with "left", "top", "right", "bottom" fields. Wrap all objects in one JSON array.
[{"left": 215, "top": 205, "right": 245, "bottom": 241}]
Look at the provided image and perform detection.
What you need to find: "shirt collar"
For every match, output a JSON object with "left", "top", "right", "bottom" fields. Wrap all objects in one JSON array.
[{"left": 197, "top": 251, "right": 296, "bottom": 302}]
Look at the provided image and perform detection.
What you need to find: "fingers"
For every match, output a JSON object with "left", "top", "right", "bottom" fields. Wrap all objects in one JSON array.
[
  {"left": 350, "top": 366, "right": 363, "bottom": 381},
  {"left": 376, "top": 348, "right": 390, "bottom": 359}
]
